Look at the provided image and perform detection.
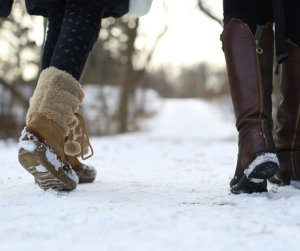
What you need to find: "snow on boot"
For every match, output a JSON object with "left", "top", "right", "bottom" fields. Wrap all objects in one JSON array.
[
  {"left": 221, "top": 19, "right": 279, "bottom": 194},
  {"left": 18, "top": 67, "right": 85, "bottom": 191},
  {"left": 269, "top": 40, "right": 300, "bottom": 187},
  {"left": 67, "top": 156, "right": 96, "bottom": 183}
]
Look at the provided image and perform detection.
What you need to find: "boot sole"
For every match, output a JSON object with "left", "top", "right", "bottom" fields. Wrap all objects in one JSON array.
[
  {"left": 35, "top": 176, "right": 96, "bottom": 184},
  {"left": 78, "top": 176, "right": 96, "bottom": 183},
  {"left": 247, "top": 161, "right": 280, "bottom": 179},
  {"left": 231, "top": 161, "right": 279, "bottom": 194},
  {"left": 19, "top": 141, "right": 78, "bottom": 191}
]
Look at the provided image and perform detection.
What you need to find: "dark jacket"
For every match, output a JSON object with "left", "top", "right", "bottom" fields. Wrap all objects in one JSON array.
[
  {"left": 0, "top": 0, "right": 13, "bottom": 18},
  {"left": 25, "top": 0, "right": 129, "bottom": 18}
]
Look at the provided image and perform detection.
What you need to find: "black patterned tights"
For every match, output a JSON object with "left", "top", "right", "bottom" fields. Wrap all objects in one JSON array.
[{"left": 41, "top": 0, "right": 103, "bottom": 80}]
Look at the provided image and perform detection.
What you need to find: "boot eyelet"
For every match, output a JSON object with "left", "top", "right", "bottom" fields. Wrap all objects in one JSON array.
[{"left": 256, "top": 48, "right": 263, "bottom": 54}]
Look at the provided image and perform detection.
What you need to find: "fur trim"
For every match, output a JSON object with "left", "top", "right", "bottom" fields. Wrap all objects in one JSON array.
[
  {"left": 75, "top": 134, "right": 89, "bottom": 156},
  {"left": 69, "top": 118, "right": 78, "bottom": 131},
  {"left": 26, "top": 67, "right": 85, "bottom": 136},
  {"left": 64, "top": 140, "right": 81, "bottom": 156}
]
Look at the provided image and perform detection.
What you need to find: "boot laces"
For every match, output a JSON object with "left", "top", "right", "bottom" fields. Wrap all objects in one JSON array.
[{"left": 67, "top": 113, "right": 94, "bottom": 160}]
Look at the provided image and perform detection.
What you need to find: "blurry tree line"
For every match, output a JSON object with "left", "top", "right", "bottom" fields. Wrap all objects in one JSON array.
[
  {"left": 145, "top": 63, "right": 229, "bottom": 99},
  {"left": 0, "top": 0, "right": 233, "bottom": 140}
]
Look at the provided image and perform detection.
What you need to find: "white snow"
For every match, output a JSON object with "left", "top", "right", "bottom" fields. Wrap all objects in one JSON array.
[
  {"left": 1, "top": 99, "right": 300, "bottom": 251},
  {"left": 81, "top": 85, "right": 162, "bottom": 135},
  {"left": 45, "top": 147, "right": 78, "bottom": 183},
  {"left": 245, "top": 153, "right": 279, "bottom": 178},
  {"left": 35, "top": 165, "right": 47, "bottom": 172},
  {"left": 45, "top": 148, "right": 63, "bottom": 172},
  {"left": 251, "top": 178, "right": 264, "bottom": 183},
  {"left": 18, "top": 140, "right": 37, "bottom": 153},
  {"left": 19, "top": 127, "right": 38, "bottom": 142}
]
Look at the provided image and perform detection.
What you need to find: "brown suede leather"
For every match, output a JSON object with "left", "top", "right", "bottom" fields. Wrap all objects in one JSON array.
[
  {"left": 272, "top": 40, "right": 300, "bottom": 183},
  {"left": 221, "top": 19, "right": 276, "bottom": 188},
  {"left": 67, "top": 156, "right": 82, "bottom": 171},
  {"left": 26, "top": 113, "right": 67, "bottom": 164}
]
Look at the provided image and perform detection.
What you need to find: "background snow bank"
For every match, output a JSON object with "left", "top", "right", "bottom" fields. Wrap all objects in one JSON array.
[
  {"left": 81, "top": 85, "right": 162, "bottom": 135},
  {"left": 1, "top": 99, "right": 300, "bottom": 251}
]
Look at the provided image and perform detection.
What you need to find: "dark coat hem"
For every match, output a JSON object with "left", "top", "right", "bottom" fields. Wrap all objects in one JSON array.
[{"left": 25, "top": 0, "right": 129, "bottom": 18}]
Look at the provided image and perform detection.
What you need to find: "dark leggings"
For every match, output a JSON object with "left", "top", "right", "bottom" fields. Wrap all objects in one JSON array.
[
  {"left": 41, "top": 0, "right": 103, "bottom": 80},
  {"left": 223, "top": 0, "right": 300, "bottom": 47}
]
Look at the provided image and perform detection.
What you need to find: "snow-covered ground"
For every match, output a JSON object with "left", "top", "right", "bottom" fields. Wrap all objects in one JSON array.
[{"left": 1, "top": 99, "right": 300, "bottom": 251}]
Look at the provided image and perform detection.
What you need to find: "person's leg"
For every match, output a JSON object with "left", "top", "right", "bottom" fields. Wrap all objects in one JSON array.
[
  {"left": 223, "top": 0, "right": 273, "bottom": 35},
  {"left": 19, "top": 0, "right": 104, "bottom": 190},
  {"left": 269, "top": 0, "right": 300, "bottom": 186},
  {"left": 41, "top": 0, "right": 67, "bottom": 70},
  {"left": 221, "top": 0, "right": 279, "bottom": 194},
  {"left": 284, "top": 0, "right": 300, "bottom": 47},
  {"left": 50, "top": 0, "right": 104, "bottom": 80},
  {"left": 46, "top": 0, "right": 103, "bottom": 183}
]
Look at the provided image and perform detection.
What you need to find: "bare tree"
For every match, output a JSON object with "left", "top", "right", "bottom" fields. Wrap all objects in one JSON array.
[
  {"left": 198, "top": 0, "right": 222, "bottom": 26},
  {"left": 0, "top": 0, "right": 45, "bottom": 138},
  {"left": 80, "top": 2, "right": 170, "bottom": 134}
]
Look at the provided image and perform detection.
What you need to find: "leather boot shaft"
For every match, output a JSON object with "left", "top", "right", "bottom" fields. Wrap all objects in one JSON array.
[
  {"left": 221, "top": 19, "right": 276, "bottom": 159},
  {"left": 221, "top": 19, "right": 278, "bottom": 192},
  {"left": 274, "top": 40, "right": 300, "bottom": 181}
]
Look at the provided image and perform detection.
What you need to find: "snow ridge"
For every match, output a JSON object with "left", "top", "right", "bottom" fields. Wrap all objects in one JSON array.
[
  {"left": 250, "top": 178, "right": 264, "bottom": 183},
  {"left": 45, "top": 147, "right": 78, "bottom": 183},
  {"left": 35, "top": 165, "right": 47, "bottom": 172},
  {"left": 244, "top": 153, "right": 279, "bottom": 178},
  {"left": 18, "top": 140, "right": 37, "bottom": 153}
]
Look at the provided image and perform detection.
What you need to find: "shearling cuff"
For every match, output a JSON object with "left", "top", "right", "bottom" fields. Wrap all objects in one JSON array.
[{"left": 26, "top": 67, "right": 85, "bottom": 136}]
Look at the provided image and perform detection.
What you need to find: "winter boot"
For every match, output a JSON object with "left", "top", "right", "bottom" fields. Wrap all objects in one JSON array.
[
  {"left": 221, "top": 19, "right": 279, "bottom": 194},
  {"left": 33, "top": 113, "right": 96, "bottom": 184},
  {"left": 269, "top": 40, "right": 300, "bottom": 187},
  {"left": 18, "top": 67, "right": 85, "bottom": 191}
]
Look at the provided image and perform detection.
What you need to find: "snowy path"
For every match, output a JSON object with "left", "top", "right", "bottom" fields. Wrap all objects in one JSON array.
[{"left": 1, "top": 99, "right": 300, "bottom": 251}]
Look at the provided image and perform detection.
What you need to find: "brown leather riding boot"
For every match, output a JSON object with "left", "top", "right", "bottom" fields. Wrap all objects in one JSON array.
[
  {"left": 19, "top": 67, "right": 85, "bottom": 191},
  {"left": 269, "top": 40, "right": 300, "bottom": 187},
  {"left": 221, "top": 19, "right": 279, "bottom": 194}
]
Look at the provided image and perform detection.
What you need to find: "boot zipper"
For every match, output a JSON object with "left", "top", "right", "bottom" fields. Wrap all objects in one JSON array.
[
  {"left": 290, "top": 101, "right": 300, "bottom": 178},
  {"left": 245, "top": 24, "right": 269, "bottom": 150}
]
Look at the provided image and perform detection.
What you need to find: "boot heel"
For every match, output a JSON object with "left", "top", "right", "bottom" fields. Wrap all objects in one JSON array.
[
  {"left": 19, "top": 140, "right": 78, "bottom": 191},
  {"left": 245, "top": 153, "right": 280, "bottom": 180},
  {"left": 231, "top": 175, "right": 268, "bottom": 194},
  {"left": 231, "top": 153, "right": 279, "bottom": 194}
]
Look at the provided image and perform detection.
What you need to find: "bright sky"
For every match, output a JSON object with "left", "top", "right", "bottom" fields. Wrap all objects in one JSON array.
[{"left": 139, "top": 0, "right": 225, "bottom": 67}]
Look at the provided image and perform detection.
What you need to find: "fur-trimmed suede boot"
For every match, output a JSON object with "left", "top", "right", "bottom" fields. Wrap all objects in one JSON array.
[
  {"left": 19, "top": 67, "right": 85, "bottom": 191},
  {"left": 221, "top": 19, "right": 279, "bottom": 194},
  {"left": 269, "top": 40, "right": 300, "bottom": 187}
]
